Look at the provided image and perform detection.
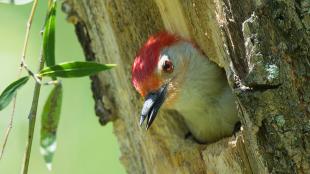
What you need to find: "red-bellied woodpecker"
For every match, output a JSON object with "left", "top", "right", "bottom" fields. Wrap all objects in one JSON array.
[{"left": 131, "top": 32, "right": 239, "bottom": 143}]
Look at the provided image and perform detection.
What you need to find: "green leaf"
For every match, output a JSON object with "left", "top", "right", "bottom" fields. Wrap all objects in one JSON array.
[
  {"left": 43, "top": 0, "right": 56, "bottom": 67},
  {"left": 40, "top": 83, "right": 62, "bottom": 171},
  {"left": 0, "top": 0, "right": 33, "bottom": 5},
  {"left": 0, "top": 76, "right": 29, "bottom": 111},
  {"left": 39, "top": 61, "right": 116, "bottom": 78}
]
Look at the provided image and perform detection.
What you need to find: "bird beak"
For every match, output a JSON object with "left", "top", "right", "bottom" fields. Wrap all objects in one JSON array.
[{"left": 139, "top": 84, "right": 168, "bottom": 129}]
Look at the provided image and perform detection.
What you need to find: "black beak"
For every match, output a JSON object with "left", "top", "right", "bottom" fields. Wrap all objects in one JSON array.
[{"left": 139, "top": 84, "right": 168, "bottom": 129}]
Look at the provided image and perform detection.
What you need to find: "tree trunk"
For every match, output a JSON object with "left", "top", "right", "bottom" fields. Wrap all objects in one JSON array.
[{"left": 62, "top": 0, "right": 310, "bottom": 173}]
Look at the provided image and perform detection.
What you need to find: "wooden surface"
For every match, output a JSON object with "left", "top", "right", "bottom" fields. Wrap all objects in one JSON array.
[{"left": 62, "top": 0, "right": 310, "bottom": 173}]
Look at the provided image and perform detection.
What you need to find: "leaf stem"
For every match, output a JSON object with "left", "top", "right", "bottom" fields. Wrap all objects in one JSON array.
[
  {"left": 0, "top": 0, "right": 39, "bottom": 161},
  {"left": 21, "top": 46, "right": 45, "bottom": 174},
  {"left": 23, "top": 62, "right": 60, "bottom": 86},
  {"left": 23, "top": 63, "right": 41, "bottom": 83}
]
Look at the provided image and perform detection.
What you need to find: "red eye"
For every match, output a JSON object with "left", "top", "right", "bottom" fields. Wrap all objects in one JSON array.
[{"left": 162, "top": 60, "right": 173, "bottom": 73}]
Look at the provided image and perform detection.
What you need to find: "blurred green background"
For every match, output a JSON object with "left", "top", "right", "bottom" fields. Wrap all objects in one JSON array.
[{"left": 0, "top": 2, "right": 125, "bottom": 174}]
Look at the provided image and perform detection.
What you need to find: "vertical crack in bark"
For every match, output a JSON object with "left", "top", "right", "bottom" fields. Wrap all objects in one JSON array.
[
  {"left": 64, "top": 7, "right": 117, "bottom": 125},
  {"left": 76, "top": 21, "right": 117, "bottom": 125}
]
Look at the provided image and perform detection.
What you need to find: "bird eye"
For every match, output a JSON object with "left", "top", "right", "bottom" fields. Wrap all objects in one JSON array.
[{"left": 162, "top": 60, "right": 174, "bottom": 73}]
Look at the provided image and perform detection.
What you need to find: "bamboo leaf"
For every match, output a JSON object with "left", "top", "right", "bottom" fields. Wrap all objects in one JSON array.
[
  {"left": 0, "top": 76, "right": 29, "bottom": 111},
  {"left": 43, "top": 0, "right": 56, "bottom": 67},
  {"left": 39, "top": 61, "right": 116, "bottom": 78},
  {"left": 0, "top": 0, "right": 33, "bottom": 5},
  {"left": 40, "top": 83, "right": 62, "bottom": 171}
]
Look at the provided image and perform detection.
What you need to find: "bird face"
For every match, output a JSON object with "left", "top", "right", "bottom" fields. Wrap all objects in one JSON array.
[
  {"left": 136, "top": 54, "right": 179, "bottom": 129},
  {"left": 132, "top": 32, "right": 185, "bottom": 129}
]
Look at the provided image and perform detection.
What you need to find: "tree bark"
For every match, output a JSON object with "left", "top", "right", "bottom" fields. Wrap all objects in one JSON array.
[{"left": 62, "top": 0, "right": 310, "bottom": 173}]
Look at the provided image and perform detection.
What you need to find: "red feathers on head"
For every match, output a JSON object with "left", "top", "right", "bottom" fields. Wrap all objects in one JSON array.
[{"left": 131, "top": 32, "right": 180, "bottom": 96}]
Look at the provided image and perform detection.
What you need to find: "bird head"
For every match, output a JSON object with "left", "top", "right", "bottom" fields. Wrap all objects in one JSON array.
[{"left": 132, "top": 32, "right": 191, "bottom": 129}]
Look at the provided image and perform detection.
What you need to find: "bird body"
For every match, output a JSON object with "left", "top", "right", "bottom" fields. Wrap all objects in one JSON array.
[{"left": 132, "top": 32, "right": 239, "bottom": 143}]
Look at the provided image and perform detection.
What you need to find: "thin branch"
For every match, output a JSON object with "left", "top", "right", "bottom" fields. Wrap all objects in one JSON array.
[
  {"left": 0, "top": 94, "right": 18, "bottom": 159},
  {"left": 23, "top": 62, "right": 60, "bottom": 85},
  {"left": 0, "top": 0, "right": 39, "bottom": 161},
  {"left": 23, "top": 63, "right": 42, "bottom": 84},
  {"left": 21, "top": 46, "right": 45, "bottom": 174},
  {"left": 21, "top": 1, "right": 54, "bottom": 172},
  {"left": 20, "top": 0, "right": 39, "bottom": 69}
]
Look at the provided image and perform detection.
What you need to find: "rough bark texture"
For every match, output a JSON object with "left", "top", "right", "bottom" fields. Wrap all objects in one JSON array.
[{"left": 62, "top": 0, "right": 310, "bottom": 173}]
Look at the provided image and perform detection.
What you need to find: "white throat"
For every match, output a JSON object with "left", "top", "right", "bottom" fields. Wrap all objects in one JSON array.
[{"left": 159, "top": 41, "right": 239, "bottom": 143}]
